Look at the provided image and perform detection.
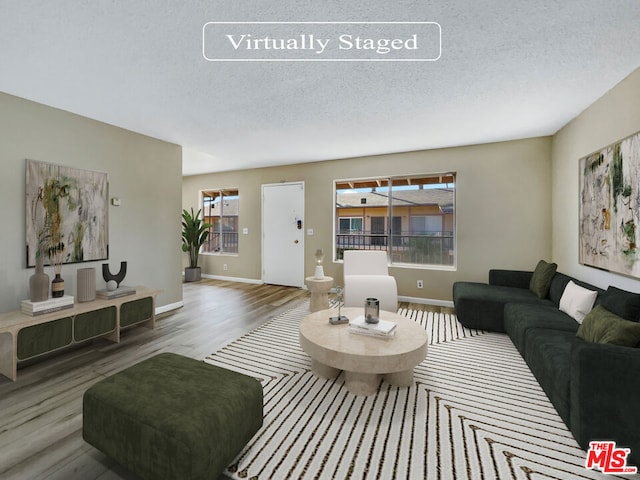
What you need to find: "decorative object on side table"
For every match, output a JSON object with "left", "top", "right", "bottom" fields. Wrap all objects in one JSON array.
[
  {"left": 77, "top": 267, "right": 96, "bottom": 302},
  {"left": 364, "top": 297, "right": 380, "bottom": 324},
  {"left": 314, "top": 249, "right": 325, "bottom": 279},
  {"left": 329, "top": 286, "right": 349, "bottom": 324},
  {"left": 181, "top": 208, "right": 212, "bottom": 282}
]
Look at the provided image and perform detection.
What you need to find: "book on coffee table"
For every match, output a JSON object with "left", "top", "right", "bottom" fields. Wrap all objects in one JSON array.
[{"left": 348, "top": 315, "right": 397, "bottom": 338}]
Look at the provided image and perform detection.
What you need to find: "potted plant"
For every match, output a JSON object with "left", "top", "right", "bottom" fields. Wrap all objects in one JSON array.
[{"left": 181, "top": 208, "right": 212, "bottom": 282}]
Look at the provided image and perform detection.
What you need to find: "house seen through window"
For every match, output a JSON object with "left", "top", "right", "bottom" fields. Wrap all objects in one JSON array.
[
  {"left": 202, "top": 189, "right": 239, "bottom": 254},
  {"left": 335, "top": 174, "right": 455, "bottom": 267}
]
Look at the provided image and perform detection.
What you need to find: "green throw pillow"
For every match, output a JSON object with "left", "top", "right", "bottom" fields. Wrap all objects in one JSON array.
[
  {"left": 577, "top": 305, "right": 640, "bottom": 347},
  {"left": 529, "top": 260, "right": 557, "bottom": 298}
]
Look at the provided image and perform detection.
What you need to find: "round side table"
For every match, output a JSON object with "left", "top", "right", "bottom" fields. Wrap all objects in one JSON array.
[{"left": 305, "top": 276, "right": 334, "bottom": 312}]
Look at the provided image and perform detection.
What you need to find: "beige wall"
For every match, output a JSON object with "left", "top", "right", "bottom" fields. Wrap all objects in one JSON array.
[
  {"left": 183, "top": 136, "right": 552, "bottom": 301},
  {"left": 551, "top": 67, "right": 640, "bottom": 292},
  {"left": 0, "top": 92, "right": 183, "bottom": 313}
]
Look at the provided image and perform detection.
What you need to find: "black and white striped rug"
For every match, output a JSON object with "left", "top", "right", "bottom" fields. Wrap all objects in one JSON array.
[{"left": 205, "top": 302, "right": 632, "bottom": 480}]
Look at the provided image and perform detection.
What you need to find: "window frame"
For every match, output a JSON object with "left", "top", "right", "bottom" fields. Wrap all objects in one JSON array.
[
  {"left": 201, "top": 188, "right": 240, "bottom": 256},
  {"left": 333, "top": 173, "right": 456, "bottom": 270}
]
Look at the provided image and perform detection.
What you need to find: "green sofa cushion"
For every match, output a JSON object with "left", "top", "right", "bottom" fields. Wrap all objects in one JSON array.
[
  {"left": 83, "top": 352, "right": 264, "bottom": 480},
  {"left": 529, "top": 260, "right": 557, "bottom": 299},
  {"left": 600, "top": 286, "right": 640, "bottom": 322},
  {"left": 504, "top": 303, "right": 579, "bottom": 357},
  {"left": 453, "top": 281, "right": 552, "bottom": 332},
  {"left": 577, "top": 305, "right": 640, "bottom": 347}
]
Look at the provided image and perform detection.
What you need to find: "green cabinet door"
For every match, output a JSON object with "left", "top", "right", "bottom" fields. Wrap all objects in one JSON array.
[
  {"left": 120, "top": 297, "right": 153, "bottom": 328},
  {"left": 75, "top": 306, "right": 117, "bottom": 341},
  {"left": 17, "top": 317, "right": 73, "bottom": 360}
]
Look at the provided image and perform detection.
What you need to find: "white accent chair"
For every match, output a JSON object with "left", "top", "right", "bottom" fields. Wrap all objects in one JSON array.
[{"left": 343, "top": 250, "right": 398, "bottom": 313}]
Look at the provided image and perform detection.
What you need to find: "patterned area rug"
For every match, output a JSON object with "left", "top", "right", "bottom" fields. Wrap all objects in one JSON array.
[{"left": 205, "top": 302, "right": 634, "bottom": 480}]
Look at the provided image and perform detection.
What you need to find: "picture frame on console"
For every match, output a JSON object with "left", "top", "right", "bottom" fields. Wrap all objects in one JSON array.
[{"left": 579, "top": 130, "right": 640, "bottom": 278}]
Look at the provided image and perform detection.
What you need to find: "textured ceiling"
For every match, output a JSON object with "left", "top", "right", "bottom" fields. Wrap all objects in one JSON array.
[{"left": 1, "top": 1, "right": 639, "bottom": 175}]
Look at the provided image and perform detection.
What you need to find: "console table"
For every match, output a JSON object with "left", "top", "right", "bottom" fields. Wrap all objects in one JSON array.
[{"left": 0, "top": 286, "right": 161, "bottom": 381}]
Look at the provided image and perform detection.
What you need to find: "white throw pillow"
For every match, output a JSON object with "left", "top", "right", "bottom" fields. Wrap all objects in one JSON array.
[{"left": 559, "top": 280, "right": 598, "bottom": 323}]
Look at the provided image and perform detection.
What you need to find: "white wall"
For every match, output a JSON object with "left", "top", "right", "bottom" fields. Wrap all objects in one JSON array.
[
  {"left": 551, "top": 67, "right": 640, "bottom": 291},
  {"left": 0, "top": 92, "right": 184, "bottom": 313}
]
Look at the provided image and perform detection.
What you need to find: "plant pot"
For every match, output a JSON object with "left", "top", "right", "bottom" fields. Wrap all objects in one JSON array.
[{"left": 184, "top": 267, "right": 201, "bottom": 282}]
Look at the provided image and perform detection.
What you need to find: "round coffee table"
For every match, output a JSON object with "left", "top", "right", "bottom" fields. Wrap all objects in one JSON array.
[{"left": 299, "top": 307, "right": 428, "bottom": 395}]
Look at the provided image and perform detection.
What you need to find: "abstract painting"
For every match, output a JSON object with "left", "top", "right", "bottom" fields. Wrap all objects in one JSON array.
[
  {"left": 26, "top": 159, "right": 109, "bottom": 267},
  {"left": 579, "top": 130, "right": 640, "bottom": 278}
]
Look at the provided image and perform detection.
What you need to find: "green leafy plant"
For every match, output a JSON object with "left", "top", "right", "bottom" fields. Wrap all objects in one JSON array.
[{"left": 181, "top": 208, "right": 212, "bottom": 268}]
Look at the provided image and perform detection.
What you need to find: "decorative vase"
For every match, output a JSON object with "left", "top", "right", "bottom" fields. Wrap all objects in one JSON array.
[
  {"left": 29, "top": 256, "right": 50, "bottom": 302},
  {"left": 77, "top": 268, "right": 96, "bottom": 302},
  {"left": 52, "top": 273, "right": 65, "bottom": 298}
]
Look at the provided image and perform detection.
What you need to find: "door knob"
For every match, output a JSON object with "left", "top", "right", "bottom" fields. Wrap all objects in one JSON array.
[{"left": 294, "top": 240, "right": 299, "bottom": 244}]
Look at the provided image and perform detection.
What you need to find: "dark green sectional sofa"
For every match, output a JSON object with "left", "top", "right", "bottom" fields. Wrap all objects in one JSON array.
[{"left": 453, "top": 268, "right": 640, "bottom": 466}]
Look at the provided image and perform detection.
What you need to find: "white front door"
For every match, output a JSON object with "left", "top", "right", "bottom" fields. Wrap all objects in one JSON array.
[{"left": 262, "top": 182, "right": 305, "bottom": 287}]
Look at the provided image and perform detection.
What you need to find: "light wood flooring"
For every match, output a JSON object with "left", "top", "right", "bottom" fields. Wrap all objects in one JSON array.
[{"left": 0, "top": 280, "right": 444, "bottom": 480}]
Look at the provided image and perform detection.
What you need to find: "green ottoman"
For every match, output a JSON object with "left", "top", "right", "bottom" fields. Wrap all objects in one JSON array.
[{"left": 83, "top": 352, "right": 263, "bottom": 480}]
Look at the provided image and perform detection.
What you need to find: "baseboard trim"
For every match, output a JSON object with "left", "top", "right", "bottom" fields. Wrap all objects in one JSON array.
[
  {"left": 200, "top": 274, "right": 264, "bottom": 285},
  {"left": 398, "top": 296, "right": 455, "bottom": 308},
  {"left": 156, "top": 300, "right": 183, "bottom": 315},
  {"left": 181, "top": 276, "right": 454, "bottom": 308}
]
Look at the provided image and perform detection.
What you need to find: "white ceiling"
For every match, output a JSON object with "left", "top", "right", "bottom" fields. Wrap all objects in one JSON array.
[{"left": 1, "top": 1, "right": 639, "bottom": 176}]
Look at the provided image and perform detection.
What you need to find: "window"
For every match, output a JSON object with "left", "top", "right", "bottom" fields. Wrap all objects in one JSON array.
[
  {"left": 202, "top": 189, "right": 239, "bottom": 254},
  {"left": 339, "top": 217, "right": 363, "bottom": 234},
  {"left": 335, "top": 174, "right": 455, "bottom": 267}
]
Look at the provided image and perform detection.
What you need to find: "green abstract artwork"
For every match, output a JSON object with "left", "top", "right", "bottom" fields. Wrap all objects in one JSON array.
[
  {"left": 26, "top": 160, "right": 109, "bottom": 268},
  {"left": 579, "top": 130, "right": 640, "bottom": 278}
]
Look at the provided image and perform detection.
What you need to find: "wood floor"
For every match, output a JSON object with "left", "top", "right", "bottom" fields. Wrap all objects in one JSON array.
[
  {"left": 0, "top": 280, "right": 311, "bottom": 480},
  {"left": 0, "top": 280, "right": 444, "bottom": 479}
]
